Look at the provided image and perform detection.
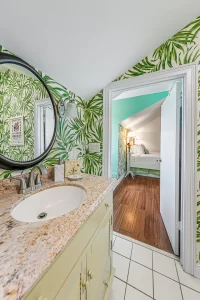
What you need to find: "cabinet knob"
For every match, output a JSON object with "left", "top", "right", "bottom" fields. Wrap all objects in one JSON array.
[
  {"left": 88, "top": 270, "right": 94, "bottom": 279},
  {"left": 37, "top": 297, "right": 48, "bottom": 300},
  {"left": 104, "top": 280, "right": 109, "bottom": 287},
  {"left": 82, "top": 280, "right": 89, "bottom": 289},
  {"left": 105, "top": 202, "right": 110, "bottom": 208}
]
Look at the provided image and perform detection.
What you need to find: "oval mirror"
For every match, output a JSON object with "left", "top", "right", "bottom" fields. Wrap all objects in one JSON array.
[{"left": 0, "top": 54, "right": 57, "bottom": 170}]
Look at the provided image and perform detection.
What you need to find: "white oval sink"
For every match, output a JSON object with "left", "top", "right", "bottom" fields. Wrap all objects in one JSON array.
[{"left": 11, "top": 186, "right": 87, "bottom": 223}]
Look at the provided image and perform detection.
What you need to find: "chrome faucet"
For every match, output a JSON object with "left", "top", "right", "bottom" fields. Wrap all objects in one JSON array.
[
  {"left": 10, "top": 165, "right": 47, "bottom": 194},
  {"left": 28, "top": 165, "right": 47, "bottom": 191}
]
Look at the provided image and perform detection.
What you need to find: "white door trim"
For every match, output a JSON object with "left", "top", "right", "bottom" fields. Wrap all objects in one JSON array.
[
  {"left": 34, "top": 98, "right": 51, "bottom": 157},
  {"left": 112, "top": 173, "right": 125, "bottom": 190},
  {"left": 103, "top": 63, "right": 198, "bottom": 276}
]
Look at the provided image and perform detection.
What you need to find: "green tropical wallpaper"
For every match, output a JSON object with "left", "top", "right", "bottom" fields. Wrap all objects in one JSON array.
[
  {"left": 0, "top": 16, "right": 200, "bottom": 261},
  {"left": 0, "top": 69, "right": 48, "bottom": 161},
  {"left": 118, "top": 124, "right": 127, "bottom": 178}
]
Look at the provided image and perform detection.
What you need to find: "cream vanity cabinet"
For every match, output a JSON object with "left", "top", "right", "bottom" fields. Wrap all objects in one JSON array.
[{"left": 24, "top": 190, "right": 114, "bottom": 300}]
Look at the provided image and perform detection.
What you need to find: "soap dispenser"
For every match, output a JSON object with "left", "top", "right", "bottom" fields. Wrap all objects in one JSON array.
[{"left": 54, "top": 158, "right": 65, "bottom": 182}]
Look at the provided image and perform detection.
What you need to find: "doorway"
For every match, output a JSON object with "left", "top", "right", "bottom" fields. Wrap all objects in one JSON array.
[
  {"left": 103, "top": 64, "right": 198, "bottom": 276},
  {"left": 34, "top": 98, "right": 54, "bottom": 157},
  {"left": 112, "top": 81, "right": 181, "bottom": 256}
]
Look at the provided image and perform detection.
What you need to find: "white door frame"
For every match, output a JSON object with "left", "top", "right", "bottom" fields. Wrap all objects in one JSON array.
[
  {"left": 103, "top": 63, "right": 198, "bottom": 277},
  {"left": 34, "top": 98, "right": 51, "bottom": 157}
]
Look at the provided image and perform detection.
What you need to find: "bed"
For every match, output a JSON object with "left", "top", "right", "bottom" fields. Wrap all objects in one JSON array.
[
  {"left": 130, "top": 152, "right": 160, "bottom": 170},
  {"left": 126, "top": 144, "right": 161, "bottom": 177}
]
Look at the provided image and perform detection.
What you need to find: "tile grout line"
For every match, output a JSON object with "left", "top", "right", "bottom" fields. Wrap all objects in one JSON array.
[
  {"left": 127, "top": 283, "right": 154, "bottom": 299},
  {"left": 174, "top": 260, "right": 200, "bottom": 295},
  {"left": 181, "top": 283, "right": 200, "bottom": 295},
  {"left": 112, "top": 236, "right": 117, "bottom": 247},
  {"left": 124, "top": 242, "right": 134, "bottom": 300},
  {"left": 179, "top": 285, "right": 184, "bottom": 300},
  {"left": 174, "top": 260, "right": 180, "bottom": 283},
  {"left": 152, "top": 251, "right": 154, "bottom": 299},
  {"left": 115, "top": 276, "right": 154, "bottom": 300},
  {"left": 174, "top": 258, "right": 184, "bottom": 300},
  {"left": 114, "top": 233, "right": 179, "bottom": 261},
  {"left": 113, "top": 249, "right": 133, "bottom": 261},
  {"left": 126, "top": 241, "right": 133, "bottom": 281},
  {"left": 114, "top": 275, "right": 154, "bottom": 300},
  {"left": 124, "top": 284, "right": 128, "bottom": 300},
  {"left": 154, "top": 270, "right": 181, "bottom": 284},
  {"left": 114, "top": 275, "right": 127, "bottom": 284},
  {"left": 130, "top": 257, "right": 153, "bottom": 271}
]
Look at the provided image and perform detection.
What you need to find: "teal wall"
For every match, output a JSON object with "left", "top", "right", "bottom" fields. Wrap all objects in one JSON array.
[{"left": 112, "top": 91, "right": 169, "bottom": 178}]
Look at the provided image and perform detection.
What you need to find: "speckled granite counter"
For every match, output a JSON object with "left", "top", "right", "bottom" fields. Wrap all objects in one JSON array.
[{"left": 0, "top": 174, "right": 115, "bottom": 300}]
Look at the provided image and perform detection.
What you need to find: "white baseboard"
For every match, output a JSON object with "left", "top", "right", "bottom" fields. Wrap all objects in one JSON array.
[
  {"left": 135, "top": 173, "right": 160, "bottom": 178},
  {"left": 195, "top": 264, "right": 200, "bottom": 279},
  {"left": 112, "top": 173, "right": 125, "bottom": 190}
]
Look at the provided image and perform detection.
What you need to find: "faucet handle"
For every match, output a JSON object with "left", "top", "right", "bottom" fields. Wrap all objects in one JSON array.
[{"left": 10, "top": 176, "right": 27, "bottom": 194}]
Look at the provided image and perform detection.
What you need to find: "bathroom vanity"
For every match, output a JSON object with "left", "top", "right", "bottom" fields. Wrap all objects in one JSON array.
[
  {"left": 24, "top": 184, "right": 114, "bottom": 300},
  {"left": 0, "top": 54, "right": 115, "bottom": 300},
  {"left": 0, "top": 175, "right": 115, "bottom": 300}
]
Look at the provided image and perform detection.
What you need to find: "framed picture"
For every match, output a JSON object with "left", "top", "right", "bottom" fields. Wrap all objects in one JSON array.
[
  {"left": 64, "top": 160, "right": 81, "bottom": 177},
  {"left": 9, "top": 116, "right": 24, "bottom": 146}
]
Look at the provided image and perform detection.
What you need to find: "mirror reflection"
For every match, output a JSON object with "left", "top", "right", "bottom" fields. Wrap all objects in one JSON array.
[{"left": 0, "top": 63, "right": 55, "bottom": 162}]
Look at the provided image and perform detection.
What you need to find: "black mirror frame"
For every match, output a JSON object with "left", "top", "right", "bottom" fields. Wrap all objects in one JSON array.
[{"left": 0, "top": 53, "right": 58, "bottom": 170}]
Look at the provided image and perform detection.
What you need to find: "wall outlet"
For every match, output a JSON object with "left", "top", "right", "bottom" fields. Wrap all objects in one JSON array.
[{"left": 89, "top": 143, "right": 100, "bottom": 153}]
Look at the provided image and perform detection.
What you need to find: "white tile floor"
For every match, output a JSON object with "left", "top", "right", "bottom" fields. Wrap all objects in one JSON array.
[{"left": 109, "top": 232, "right": 200, "bottom": 300}]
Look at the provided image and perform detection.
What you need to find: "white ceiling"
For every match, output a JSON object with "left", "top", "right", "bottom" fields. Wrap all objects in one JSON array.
[
  {"left": 0, "top": 0, "right": 199, "bottom": 100},
  {"left": 121, "top": 98, "right": 165, "bottom": 131}
]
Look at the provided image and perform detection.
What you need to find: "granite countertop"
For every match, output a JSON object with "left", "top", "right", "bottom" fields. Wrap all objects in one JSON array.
[{"left": 0, "top": 174, "right": 115, "bottom": 300}]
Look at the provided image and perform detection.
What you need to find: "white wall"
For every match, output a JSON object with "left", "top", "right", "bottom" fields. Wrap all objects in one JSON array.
[{"left": 133, "top": 116, "right": 161, "bottom": 152}]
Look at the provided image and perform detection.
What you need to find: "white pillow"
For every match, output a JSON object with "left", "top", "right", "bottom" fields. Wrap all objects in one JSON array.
[
  {"left": 130, "top": 144, "right": 145, "bottom": 154},
  {"left": 137, "top": 144, "right": 145, "bottom": 154}
]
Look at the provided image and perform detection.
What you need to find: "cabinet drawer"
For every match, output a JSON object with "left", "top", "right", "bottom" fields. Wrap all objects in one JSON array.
[
  {"left": 91, "top": 191, "right": 113, "bottom": 228},
  {"left": 24, "top": 190, "right": 113, "bottom": 300}
]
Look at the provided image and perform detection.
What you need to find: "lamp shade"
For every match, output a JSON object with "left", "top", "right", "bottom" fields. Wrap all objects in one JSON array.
[
  {"left": 65, "top": 101, "right": 77, "bottom": 119},
  {"left": 128, "top": 131, "right": 135, "bottom": 137}
]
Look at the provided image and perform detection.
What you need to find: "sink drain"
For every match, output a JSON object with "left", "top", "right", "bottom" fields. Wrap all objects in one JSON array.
[{"left": 37, "top": 212, "right": 47, "bottom": 219}]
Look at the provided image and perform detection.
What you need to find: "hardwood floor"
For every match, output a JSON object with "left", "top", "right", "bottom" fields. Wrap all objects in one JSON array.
[{"left": 113, "top": 175, "right": 174, "bottom": 254}]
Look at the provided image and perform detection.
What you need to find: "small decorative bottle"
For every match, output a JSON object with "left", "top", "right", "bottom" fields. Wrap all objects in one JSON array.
[{"left": 54, "top": 158, "right": 65, "bottom": 182}]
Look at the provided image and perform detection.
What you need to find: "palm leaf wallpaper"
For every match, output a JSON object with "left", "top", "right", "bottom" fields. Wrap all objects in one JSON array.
[
  {"left": 0, "top": 16, "right": 200, "bottom": 261},
  {"left": 0, "top": 69, "right": 48, "bottom": 161}
]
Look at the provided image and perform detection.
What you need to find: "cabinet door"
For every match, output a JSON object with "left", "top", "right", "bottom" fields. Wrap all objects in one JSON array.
[
  {"left": 95, "top": 257, "right": 112, "bottom": 300},
  {"left": 87, "top": 210, "right": 112, "bottom": 300},
  {"left": 55, "top": 253, "right": 87, "bottom": 300}
]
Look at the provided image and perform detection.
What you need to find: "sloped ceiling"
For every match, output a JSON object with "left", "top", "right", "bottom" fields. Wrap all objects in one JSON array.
[
  {"left": 120, "top": 98, "right": 165, "bottom": 131},
  {"left": 113, "top": 82, "right": 173, "bottom": 100},
  {"left": 0, "top": 0, "right": 199, "bottom": 99}
]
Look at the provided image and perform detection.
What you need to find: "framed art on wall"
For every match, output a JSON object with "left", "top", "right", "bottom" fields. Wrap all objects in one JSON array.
[{"left": 9, "top": 116, "right": 24, "bottom": 146}]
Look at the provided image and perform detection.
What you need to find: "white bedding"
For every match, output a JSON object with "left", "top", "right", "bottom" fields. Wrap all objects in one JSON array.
[
  {"left": 130, "top": 152, "right": 160, "bottom": 163},
  {"left": 129, "top": 152, "right": 160, "bottom": 170}
]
